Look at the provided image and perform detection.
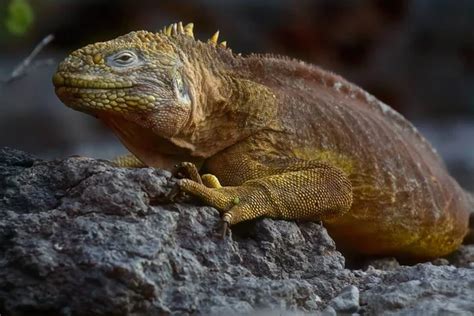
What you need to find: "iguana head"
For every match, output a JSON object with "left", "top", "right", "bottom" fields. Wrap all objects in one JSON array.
[
  {"left": 53, "top": 22, "right": 276, "bottom": 163},
  {"left": 55, "top": 23, "right": 224, "bottom": 133},
  {"left": 53, "top": 23, "right": 235, "bottom": 159}
]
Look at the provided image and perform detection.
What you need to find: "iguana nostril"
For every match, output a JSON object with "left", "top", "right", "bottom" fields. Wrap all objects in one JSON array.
[{"left": 67, "top": 56, "right": 84, "bottom": 69}]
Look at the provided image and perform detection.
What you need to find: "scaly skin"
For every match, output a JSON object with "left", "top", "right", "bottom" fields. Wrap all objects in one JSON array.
[{"left": 53, "top": 22, "right": 472, "bottom": 260}]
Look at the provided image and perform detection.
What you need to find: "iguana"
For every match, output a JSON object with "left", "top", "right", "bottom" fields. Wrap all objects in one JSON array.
[{"left": 53, "top": 22, "right": 472, "bottom": 260}]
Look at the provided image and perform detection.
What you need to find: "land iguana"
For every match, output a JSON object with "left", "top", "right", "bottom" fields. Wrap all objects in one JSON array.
[{"left": 53, "top": 22, "right": 472, "bottom": 260}]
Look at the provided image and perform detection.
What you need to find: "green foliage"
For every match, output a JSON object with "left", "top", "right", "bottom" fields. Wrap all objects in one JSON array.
[{"left": 5, "top": 0, "right": 34, "bottom": 36}]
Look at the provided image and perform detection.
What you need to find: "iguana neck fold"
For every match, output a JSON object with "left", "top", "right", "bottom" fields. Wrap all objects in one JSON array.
[{"left": 169, "top": 40, "right": 279, "bottom": 157}]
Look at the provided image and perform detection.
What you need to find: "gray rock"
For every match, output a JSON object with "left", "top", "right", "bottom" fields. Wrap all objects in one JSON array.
[
  {"left": 320, "top": 305, "right": 337, "bottom": 316},
  {"left": 0, "top": 147, "right": 354, "bottom": 315},
  {"left": 0, "top": 147, "right": 473, "bottom": 315},
  {"left": 365, "top": 257, "right": 400, "bottom": 271},
  {"left": 449, "top": 245, "right": 474, "bottom": 268},
  {"left": 328, "top": 285, "right": 359, "bottom": 313},
  {"left": 359, "top": 264, "right": 474, "bottom": 315}
]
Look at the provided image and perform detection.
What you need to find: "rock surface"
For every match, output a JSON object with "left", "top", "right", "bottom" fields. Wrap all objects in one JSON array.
[{"left": 0, "top": 147, "right": 473, "bottom": 315}]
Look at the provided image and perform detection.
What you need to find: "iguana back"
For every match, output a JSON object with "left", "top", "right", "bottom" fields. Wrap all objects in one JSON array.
[{"left": 227, "top": 55, "right": 470, "bottom": 258}]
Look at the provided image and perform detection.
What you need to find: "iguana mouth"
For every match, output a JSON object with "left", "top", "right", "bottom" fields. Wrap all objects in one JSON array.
[
  {"left": 55, "top": 86, "right": 156, "bottom": 113},
  {"left": 52, "top": 72, "right": 134, "bottom": 90},
  {"left": 53, "top": 72, "right": 157, "bottom": 113}
]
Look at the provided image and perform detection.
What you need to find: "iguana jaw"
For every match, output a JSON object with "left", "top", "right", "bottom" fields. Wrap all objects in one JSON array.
[
  {"left": 52, "top": 72, "right": 134, "bottom": 90},
  {"left": 53, "top": 73, "right": 159, "bottom": 114},
  {"left": 54, "top": 71, "right": 199, "bottom": 159}
]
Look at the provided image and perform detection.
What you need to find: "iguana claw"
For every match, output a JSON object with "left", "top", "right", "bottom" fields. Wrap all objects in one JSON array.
[
  {"left": 221, "top": 221, "right": 229, "bottom": 239},
  {"left": 221, "top": 213, "right": 232, "bottom": 239}
]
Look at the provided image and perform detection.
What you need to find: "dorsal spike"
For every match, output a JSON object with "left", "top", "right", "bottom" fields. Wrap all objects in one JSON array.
[
  {"left": 177, "top": 22, "right": 184, "bottom": 34},
  {"left": 171, "top": 23, "right": 178, "bottom": 36},
  {"left": 209, "top": 30, "right": 219, "bottom": 45},
  {"left": 160, "top": 23, "right": 229, "bottom": 49},
  {"left": 184, "top": 23, "right": 194, "bottom": 38},
  {"left": 164, "top": 24, "right": 172, "bottom": 36}
]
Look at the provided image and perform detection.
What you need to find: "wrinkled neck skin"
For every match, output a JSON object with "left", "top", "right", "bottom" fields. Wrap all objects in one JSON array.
[{"left": 167, "top": 40, "right": 278, "bottom": 158}]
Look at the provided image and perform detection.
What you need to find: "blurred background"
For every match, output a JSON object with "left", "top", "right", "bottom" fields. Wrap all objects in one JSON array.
[{"left": 0, "top": 0, "right": 473, "bottom": 190}]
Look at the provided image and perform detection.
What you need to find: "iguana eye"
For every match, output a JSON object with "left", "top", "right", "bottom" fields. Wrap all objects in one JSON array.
[{"left": 107, "top": 51, "right": 139, "bottom": 67}]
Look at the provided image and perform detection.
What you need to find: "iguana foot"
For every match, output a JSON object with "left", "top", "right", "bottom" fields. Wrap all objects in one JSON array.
[
  {"left": 173, "top": 162, "right": 202, "bottom": 183},
  {"left": 178, "top": 178, "right": 269, "bottom": 226},
  {"left": 168, "top": 162, "right": 222, "bottom": 202},
  {"left": 172, "top": 162, "right": 223, "bottom": 188},
  {"left": 201, "top": 174, "right": 223, "bottom": 188}
]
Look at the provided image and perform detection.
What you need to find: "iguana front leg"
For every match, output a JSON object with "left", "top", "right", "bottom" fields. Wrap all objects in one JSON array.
[{"left": 178, "top": 160, "right": 353, "bottom": 233}]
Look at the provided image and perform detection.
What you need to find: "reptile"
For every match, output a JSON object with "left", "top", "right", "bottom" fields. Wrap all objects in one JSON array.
[{"left": 52, "top": 22, "right": 472, "bottom": 260}]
